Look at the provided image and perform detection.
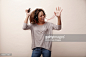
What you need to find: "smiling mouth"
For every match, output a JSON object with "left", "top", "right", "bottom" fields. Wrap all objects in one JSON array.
[{"left": 42, "top": 18, "right": 44, "bottom": 20}]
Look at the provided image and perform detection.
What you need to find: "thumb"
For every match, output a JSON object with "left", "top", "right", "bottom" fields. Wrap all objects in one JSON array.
[
  {"left": 61, "top": 9, "right": 63, "bottom": 12},
  {"left": 54, "top": 12, "right": 56, "bottom": 15}
]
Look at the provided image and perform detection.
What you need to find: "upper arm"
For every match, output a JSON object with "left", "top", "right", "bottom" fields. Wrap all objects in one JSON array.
[
  {"left": 22, "top": 23, "right": 32, "bottom": 30},
  {"left": 50, "top": 23, "right": 61, "bottom": 30}
]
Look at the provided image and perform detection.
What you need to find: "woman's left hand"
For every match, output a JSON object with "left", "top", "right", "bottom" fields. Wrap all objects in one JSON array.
[{"left": 54, "top": 6, "right": 63, "bottom": 17}]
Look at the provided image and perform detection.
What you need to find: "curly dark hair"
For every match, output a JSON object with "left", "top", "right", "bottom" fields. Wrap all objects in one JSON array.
[{"left": 29, "top": 8, "right": 46, "bottom": 24}]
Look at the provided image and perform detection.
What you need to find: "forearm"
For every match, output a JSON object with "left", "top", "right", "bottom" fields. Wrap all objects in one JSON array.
[
  {"left": 24, "top": 16, "right": 29, "bottom": 23},
  {"left": 23, "top": 16, "right": 30, "bottom": 30},
  {"left": 57, "top": 16, "right": 61, "bottom": 25}
]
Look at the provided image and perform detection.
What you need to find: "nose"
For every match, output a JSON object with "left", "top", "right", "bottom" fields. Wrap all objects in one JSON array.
[{"left": 42, "top": 16, "right": 45, "bottom": 18}]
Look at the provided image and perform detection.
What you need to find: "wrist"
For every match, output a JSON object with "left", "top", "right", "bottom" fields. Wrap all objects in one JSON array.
[
  {"left": 57, "top": 16, "right": 61, "bottom": 18},
  {"left": 26, "top": 15, "right": 29, "bottom": 18}
]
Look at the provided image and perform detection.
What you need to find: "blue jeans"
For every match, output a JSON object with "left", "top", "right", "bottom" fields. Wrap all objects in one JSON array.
[{"left": 31, "top": 47, "right": 51, "bottom": 57}]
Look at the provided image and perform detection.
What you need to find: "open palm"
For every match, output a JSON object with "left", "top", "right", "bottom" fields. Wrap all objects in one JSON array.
[{"left": 54, "top": 6, "right": 63, "bottom": 17}]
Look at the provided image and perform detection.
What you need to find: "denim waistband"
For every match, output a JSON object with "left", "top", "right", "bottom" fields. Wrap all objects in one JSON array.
[
  {"left": 33, "top": 47, "right": 43, "bottom": 50},
  {"left": 36, "top": 47, "right": 43, "bottom": 49}
]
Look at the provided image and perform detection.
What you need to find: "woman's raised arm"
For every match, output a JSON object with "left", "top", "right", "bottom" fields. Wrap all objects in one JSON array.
[
  {"left": 22, "top": 8, "right": 31, "bottom": 30},
  {"left": 54, "top": 6, "right": 63, "bottom": 25}
]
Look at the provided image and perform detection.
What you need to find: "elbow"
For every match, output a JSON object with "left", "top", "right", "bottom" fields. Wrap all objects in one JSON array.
[
  {"left": 22, "top": 28, "right": 26, "bottom": 30},
  {"left": 22, "top": 27, "right": 27, "bottom": 30},
  {"left": 57, "top": 26, "right": 61, "bottom": 30},
  {"left": 58, "top": 25, "right": 61, "bottom": 30},
  {"left": 23, "top": 28, "right": 26, "bottom": 30},
  {"left": 59, "top": 28, "right": 61, "bottom": 30},
  {"left": 58, "top": 28, "right": 61, "bottom": 30}
]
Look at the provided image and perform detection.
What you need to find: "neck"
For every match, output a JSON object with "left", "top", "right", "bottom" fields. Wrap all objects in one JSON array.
[
  {"left": 37, "top": 21, "right": 45, "bottom": 25},
  {"left": 39, "top": 22, "right": 45, "bottom": 24}
]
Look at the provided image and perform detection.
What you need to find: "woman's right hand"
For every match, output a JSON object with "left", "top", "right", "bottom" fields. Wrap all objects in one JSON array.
[{"left": 25, "top": 8, "right": 31, "bottom": 17}]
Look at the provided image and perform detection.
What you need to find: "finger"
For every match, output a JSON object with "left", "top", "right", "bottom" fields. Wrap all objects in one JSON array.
[
  {"left": 59, "top": 7, "right": 61, "bottom": 11},
  {"left": 54, "top": 12, "right": 56, "bottom": 15},
  {"left": 25, "top": 10, "right": 27, "bottom": 13},
  {"left": 30, "top": 9, "right": 32, "bottom": 12},
  {"left": 58, "top": 6, "right": 60, "bottom": 11},
  {"left": 25, "top": 9, "right": 28, "bottom": 12},
  {"left": 56, "top": 7, "right": 57, "bottom": 11}
]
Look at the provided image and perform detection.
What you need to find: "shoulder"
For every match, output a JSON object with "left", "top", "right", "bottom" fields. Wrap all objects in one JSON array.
[
  {"left": 45, "top": 22, "right": 54, "bottom": 25},
  {"left": 45, "top": 22, "right": 54, "bottom": 27},
  {"left": 45, "top": 22, "right": 52, "bottom": 24}
]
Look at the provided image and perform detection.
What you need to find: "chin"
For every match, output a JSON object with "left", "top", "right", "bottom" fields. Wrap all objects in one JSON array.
[{"left": 42, "top": 20, "right": 45, "bottom": 22}]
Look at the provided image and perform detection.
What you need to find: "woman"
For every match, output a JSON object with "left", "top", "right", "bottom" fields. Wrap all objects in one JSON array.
[{"left": 22, "top": 7, "right": 63, "bottom": 57}]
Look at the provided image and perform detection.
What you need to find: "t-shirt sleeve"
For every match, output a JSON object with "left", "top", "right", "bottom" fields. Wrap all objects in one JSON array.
[
  {"left": 22, "top": 23, "right": 32, "bottom": 30},
  {"left": 50, "top": 23, "right": 61, "bottom": 30}
]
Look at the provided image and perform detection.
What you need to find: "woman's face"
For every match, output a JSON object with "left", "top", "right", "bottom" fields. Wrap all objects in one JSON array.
[{"left": 38, "top": 11, "right": 45, "bottom": 23}]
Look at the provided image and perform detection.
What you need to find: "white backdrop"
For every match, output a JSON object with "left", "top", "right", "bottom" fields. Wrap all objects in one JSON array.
[{"left": 0, "top": 0, "right": 86, "bottom": 57}]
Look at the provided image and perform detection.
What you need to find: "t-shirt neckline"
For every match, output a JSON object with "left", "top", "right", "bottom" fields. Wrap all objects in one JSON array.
[{"left": 36, "top": 22, "right": 47, "bottom": 26}]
